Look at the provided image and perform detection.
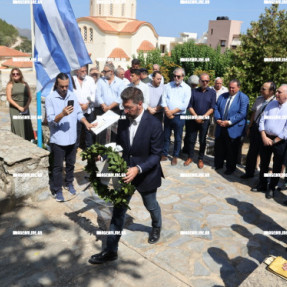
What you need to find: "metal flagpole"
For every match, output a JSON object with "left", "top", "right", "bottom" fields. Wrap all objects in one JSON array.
[{"left": 31, "top": 3, "right": 42, "bottom": 148}]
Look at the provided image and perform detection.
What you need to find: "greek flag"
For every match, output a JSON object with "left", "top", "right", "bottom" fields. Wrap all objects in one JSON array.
[{"left": 33, "top": 0, "right": 92, "bottom": 97}]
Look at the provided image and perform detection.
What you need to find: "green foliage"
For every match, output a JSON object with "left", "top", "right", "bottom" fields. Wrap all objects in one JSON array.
[
  {"left": 0, "top": 19, "right": 18, "bottom": 46},
  {"left": 136, "top": 42, "right": 232, "bottom": 84},
  {"left": 81, "top": 143, "right": 135, "bottom": 209},
  {"left": 171, "top": 40, "right": 233, "bottom": 79},
  {"left": 224, "top": 4, "right": 287, "bottom": 108}
]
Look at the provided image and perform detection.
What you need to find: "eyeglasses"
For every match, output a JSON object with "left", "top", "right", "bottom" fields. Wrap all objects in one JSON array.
[
  {"left": 173, "top": 75, "right": 182, "bottom": 79},
  {"left": 200, "top": 80, "right": 209, "bottom": 83},
  {"left": 12, "top": 73, "right": 20, "bottom": 76},
  {"left": 91, "top": 73, "right": 99, "bottom": 77},
  {"left": 261, "top": 87, "right": 268, "bottom": 91},
  {"left": 103, "top": 70, "right": 111, "bottom": 73}
]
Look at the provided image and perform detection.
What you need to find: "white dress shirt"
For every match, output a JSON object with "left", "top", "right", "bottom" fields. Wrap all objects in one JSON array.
[{"left": 73, "top": 75, "right": 96, "bottom": 114}]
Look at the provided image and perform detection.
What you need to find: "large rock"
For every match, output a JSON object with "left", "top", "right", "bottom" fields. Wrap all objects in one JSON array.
[{"left": 0, "top": 130, "right": 50, "bottom": 201}]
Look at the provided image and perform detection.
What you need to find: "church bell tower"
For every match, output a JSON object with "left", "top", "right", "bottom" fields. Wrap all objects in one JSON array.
[{"left": 90, "top": 0, "right": 136, "bottom": 19}]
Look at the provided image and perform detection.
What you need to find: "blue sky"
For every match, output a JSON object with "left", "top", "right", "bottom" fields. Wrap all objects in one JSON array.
[{"left": 0, "top": 0, "right": 282, "bottom": 38}]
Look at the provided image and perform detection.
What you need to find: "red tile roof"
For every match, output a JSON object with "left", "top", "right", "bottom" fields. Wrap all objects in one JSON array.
[
  {"left": 77, "top": 17, "right": 158, "bottom": 37},
  {"left": 2, "top": 58, "right": 33, "bottom": 69},
  {"left": 0, "top": 46, "right": 31, "bottom": 58},
  {"left": 137, "top": 40, "right": 155, "bottom": 52},
  {"left": 108, "top": 48, "right": 130, "bottom": 60}
]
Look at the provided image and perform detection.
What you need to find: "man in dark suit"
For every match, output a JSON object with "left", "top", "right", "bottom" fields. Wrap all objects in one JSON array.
[
  {"left": 89, "top": 87, "right": 163, "bottom": 264},
  {"left": 214, "top": 79, "right": 249, "bottom": 175}
]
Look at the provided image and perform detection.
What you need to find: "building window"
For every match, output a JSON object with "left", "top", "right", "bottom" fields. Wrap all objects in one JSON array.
[
  {"left": 160, "top": 45, "right": 166, "bottom": 53},
  {"left": 79, "top": 27, "right": 82, "bottom": 35},
  {"left": 121, "top": 4, "right": 125, "bottom": 16},
  {"left": 99, "top": 4, "right": 101, "bottom": 15},
  {"left": 89, "top": 28, "right": 93, "bottom": 42},
  {"left": 211, "top": 28, "right": 213, "bottom": 35},
  {"left": 83, "top": 26, "right": 87, "bottom": 42},
  {"left": 110, "top": 4, "right": 113, "bottom": 16},
  {"left": 220, "top": 40, "right": 226, "bottom": 47}
]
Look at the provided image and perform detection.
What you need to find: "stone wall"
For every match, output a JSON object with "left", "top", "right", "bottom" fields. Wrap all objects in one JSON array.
[{"left": 0, "top": 130, "right": 50, "bottom": 201}]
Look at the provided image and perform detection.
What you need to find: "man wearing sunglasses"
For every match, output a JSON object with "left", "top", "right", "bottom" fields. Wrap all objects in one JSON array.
[
  {"left": 184, "top": 73, "right": 216, "bottom": 169},
  {"left": 161, "top": 68, "right": 191, "bottom": 165},
  {"left": 95, "top": 62, "right": 126, "bottom": 143}
]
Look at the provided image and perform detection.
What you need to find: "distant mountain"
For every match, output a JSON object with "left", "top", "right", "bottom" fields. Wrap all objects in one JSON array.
[{"left": 16, "top": 27, "right": 32, "bottom": 40}]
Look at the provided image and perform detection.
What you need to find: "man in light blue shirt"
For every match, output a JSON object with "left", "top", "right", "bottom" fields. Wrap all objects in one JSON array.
[
  {"left": 46, "top": 73, "right": 95, "bottom": 202},
  {"left": 95, "top": 63, "right": 126, "bottom": 143},
  {"left": 256, "top": 84, "right": 287, "bottom": 199},
  {"left": 96, "top": 63, "right": 125, "bottom": 114},
  {"left": 161, "top": 67, "right": 191, "bottom": 165}
]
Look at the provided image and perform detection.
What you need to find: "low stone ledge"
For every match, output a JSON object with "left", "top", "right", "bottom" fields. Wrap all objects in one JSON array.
[
  {"left": 240, "top": 259, "right": 286, "bottom": 287},
  {"left": 0, "top": 130, "right": 50, "bottom": 201}
]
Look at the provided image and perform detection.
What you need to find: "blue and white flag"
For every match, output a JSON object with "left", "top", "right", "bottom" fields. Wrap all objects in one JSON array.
[{"left": 33, "top": 0, "right": 92, "bottom": 97}]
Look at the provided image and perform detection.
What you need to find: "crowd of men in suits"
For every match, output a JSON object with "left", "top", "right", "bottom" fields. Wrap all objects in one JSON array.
[{"left": 45, "top": 58, "right": 287, "bottom": 263}]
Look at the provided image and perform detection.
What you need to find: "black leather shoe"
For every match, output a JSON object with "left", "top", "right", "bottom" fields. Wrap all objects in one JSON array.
[
  {"left": 240, "top": 173, "right": 254, "bottom": 179},
  {"left": 224, "top": 170, "right": 234, "bottom": 175},
  {"left": 88, "top": 251, "right": 118, "bottom": 264},
  {"left": 251, "top": 185, "right": 267, "bottom": 192},
  {"left": 148, "top": 227, "right": 161, "bottom": 244},
  {"left": 265, "top": 189, "right": 274, "bottom": 199}
]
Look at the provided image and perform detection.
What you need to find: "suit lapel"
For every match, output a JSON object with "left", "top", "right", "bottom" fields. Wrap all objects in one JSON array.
[{"left": 228, "top": 92, "right": 240, "bottom": 116}]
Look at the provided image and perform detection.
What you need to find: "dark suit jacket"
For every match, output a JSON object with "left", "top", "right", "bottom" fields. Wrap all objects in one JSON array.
[
  {"left": 116, "top": 111, "right": 164, "bottom": 193},
  {"left": 214, "top": 91, "right": 249, "bottom": 139}
]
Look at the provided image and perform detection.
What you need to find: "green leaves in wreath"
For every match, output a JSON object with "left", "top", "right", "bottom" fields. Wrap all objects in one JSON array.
[{"left": 81, "top": 143, "right": 135, "bottom": 209}]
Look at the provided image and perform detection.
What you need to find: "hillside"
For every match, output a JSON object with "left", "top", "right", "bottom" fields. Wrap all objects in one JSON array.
[{"left": 0, "top": 19, "right": 32, "bottom": 53}]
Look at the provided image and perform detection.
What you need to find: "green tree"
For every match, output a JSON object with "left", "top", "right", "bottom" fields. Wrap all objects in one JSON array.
[
  {"left": 224, "top": 4, "right": 287, "bottom": 108},
  {"left": 0, "top": 18, "right": 18, "bottom": 46},
  {"left": 171, "top": 40, "right": 233, "bottom": 80}
]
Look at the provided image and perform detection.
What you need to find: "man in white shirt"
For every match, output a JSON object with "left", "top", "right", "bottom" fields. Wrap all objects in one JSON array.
[
  {"left": 73, "top": 66, "right": 96, "bottom": 149},
  {"left": 115, "top": 67, "right": 130, "bottom": 86},
  {"left": 212, "top": 77, "right": 228, "bottom": 101},
  {"left": 148, "top": 64, "right": 164, "bottom": 85},
  {"left": 128, "top": 69, "right": 149, "bottom": 110}
]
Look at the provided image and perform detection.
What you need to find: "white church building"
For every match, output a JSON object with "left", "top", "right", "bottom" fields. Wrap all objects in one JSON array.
[{"left": 77, "top": 0, "right": 158, "bottom": 70}]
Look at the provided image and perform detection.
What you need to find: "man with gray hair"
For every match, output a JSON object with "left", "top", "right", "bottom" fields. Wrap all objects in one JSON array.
[
  {"left": 96, "top": 62, "right": 126, "bottom": 143},
  {"left": 148, "top": 64, "right": 164, "bottom": 85},
  {"left": 115, "top": 67, "right": 130, "bottom": 86},
  {"left": 212, "top": 77, "right": 228, "bottom": 101},
  {"left": 161, "top": 67, "right": 191, "bottom": 165},
  {"left": 96, "top": 62, "right": 126, "bottom": 115},
  {"left": 253, "top": 84, "right": 287, "bottom": 199}
]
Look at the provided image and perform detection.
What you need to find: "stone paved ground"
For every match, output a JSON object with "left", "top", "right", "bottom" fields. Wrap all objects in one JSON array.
[{"left": 1, "top": 98, "right": 287, "bottom": 286}]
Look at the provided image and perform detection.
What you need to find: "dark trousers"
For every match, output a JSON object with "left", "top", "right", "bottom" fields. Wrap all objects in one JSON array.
[
  {"left": 259, "top": 139, "right": 287, "bottom": 190},
  {"left": 76, "top": 112, "right": 95, "bottom": 149},
  {"left": 50, "top": 143, "right": 77, "bottom": 192},
  {"left": 153, "top": 112, "right": 164, "bottom": 123},
  {"left": 186, "top": 120, "right": 210, "bottom": 160},
  {"left": 245, "top": 124, "right": 261, "bottom": 176},
  {"left": 214, "top": 128, "right": 241, "bottom": 172},
  {"left": 163, "top": 115, "right": 185, "bottom": 157},
  {"left": 106, "top": 189, "right": 162, "bottom": 252}
]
